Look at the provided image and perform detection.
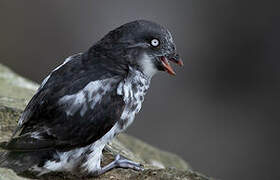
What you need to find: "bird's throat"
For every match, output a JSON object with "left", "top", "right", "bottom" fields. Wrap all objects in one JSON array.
[{"left": 138, "top": 53, "right": 158, "bottom": 78}]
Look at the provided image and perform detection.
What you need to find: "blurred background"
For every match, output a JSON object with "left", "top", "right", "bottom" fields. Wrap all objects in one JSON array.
[{"left": 0, "top": 1, "right": 279, "bottom": 179}]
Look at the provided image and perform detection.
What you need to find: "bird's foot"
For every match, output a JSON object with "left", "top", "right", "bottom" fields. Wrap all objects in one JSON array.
[
  {"left": 112, "top": 154, "right": 144, "bottom": 171},
  {"left": 92, "top": 154, "right": 144, "bottom": 176}
]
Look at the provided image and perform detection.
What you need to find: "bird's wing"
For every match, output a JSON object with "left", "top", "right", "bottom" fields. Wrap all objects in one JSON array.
[{"left": 3, "top": 53, "right": 126, "bottom": 151}]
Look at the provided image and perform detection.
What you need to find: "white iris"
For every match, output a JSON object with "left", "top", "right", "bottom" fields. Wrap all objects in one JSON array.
[{"left": 151, "top": 39, "right": 160, "bottom": 47}]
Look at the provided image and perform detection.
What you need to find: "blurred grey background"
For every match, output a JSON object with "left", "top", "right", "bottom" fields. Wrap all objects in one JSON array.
[{"left": 0, "top": 1, "right": 279, "bottom": 179}]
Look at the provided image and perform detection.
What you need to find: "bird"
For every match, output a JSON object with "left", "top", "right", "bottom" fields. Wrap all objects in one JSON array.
[{"left": 0, "top": 20, "right": 183, "bottom": 177}]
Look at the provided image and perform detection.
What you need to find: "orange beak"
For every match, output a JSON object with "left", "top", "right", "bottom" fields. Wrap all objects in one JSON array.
[{"left": 160, "top": 56, "right": 183, "bottom": 75}]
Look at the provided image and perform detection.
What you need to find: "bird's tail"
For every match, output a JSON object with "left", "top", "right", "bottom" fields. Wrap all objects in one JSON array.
[
  {"left": 0, "top": 151, "right": 8, "bottom": 165},
  {"left": 0, "top": 150, "right": 51, "bottom": 174},
  {"left": 0, "top": 142, "right": 12, "bottom": 170},
  {"left": 0, "top": 151, "right": 29, "bottom": 173}
]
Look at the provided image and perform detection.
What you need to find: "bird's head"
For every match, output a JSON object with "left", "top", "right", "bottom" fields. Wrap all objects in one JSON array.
[{"left": 93, "top": 20, "right": 183, "bottom": 77}]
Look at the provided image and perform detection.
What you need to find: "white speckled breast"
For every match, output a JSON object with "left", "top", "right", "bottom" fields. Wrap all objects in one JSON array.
[{"left": 117, "top": 67, "right": 150, "bottom": 131}]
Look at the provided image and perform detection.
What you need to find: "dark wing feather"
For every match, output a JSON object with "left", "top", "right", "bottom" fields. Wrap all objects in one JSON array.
[
  {"left": 4, "top": 90, "right": 125, "bottom": 151},
  {"left": 3, "top": 52, "right": 126, "bottom": 151}
]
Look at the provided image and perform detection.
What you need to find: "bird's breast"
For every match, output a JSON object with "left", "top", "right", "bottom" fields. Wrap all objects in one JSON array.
[{"left": 117, "top": 70, "right": 150, "bottom": 130}]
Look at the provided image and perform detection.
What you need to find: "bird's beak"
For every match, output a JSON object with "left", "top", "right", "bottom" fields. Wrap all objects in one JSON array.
[{"left": 160, "top": 54, "right": 183, "bottom": 75}]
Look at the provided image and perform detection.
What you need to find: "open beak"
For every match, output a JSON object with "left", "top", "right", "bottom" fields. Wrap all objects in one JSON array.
[{"left": 160, "top": 55, "right": 183, "bottom": 75}]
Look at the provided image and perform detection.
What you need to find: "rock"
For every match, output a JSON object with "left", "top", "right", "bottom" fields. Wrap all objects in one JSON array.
[
  {"left": 0, "top": 168, "right": 29, "bottom": 180},
  {"left": 0, "top": 64, "right": 214, "bottom": 180}
]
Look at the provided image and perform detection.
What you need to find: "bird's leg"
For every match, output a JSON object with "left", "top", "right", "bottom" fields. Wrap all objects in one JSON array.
[{"left": 93, "top": 154, "right": 144, "bottom": 176}]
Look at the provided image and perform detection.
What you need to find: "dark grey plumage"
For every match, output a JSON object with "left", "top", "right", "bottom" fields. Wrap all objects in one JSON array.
[{"left": 0, "top": 20, "right": 182, "bottom": 176}]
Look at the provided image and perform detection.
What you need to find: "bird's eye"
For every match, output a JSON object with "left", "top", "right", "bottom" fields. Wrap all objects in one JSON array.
[{"left": 150, "top": 39, "right": 160, "bottom": 47}]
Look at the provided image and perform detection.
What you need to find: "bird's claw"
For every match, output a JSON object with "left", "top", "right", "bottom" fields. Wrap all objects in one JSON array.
[
  {"left": 94, "top": 154, "right": 144, "bottom": 176},
  {"left": 114, "top": 154, "right": 144, "bottom": 171}
]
